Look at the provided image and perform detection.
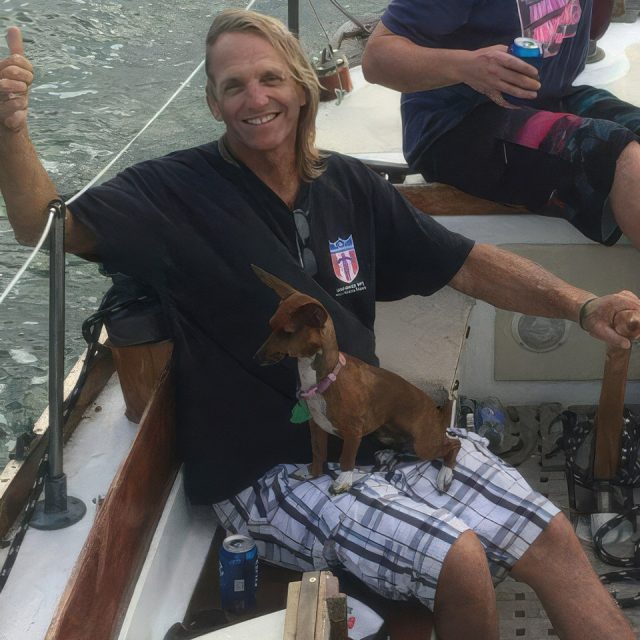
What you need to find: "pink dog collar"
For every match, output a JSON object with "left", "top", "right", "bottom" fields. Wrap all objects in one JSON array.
[{"left": 298, "top": 353, "right": 346, "bottom": 399}]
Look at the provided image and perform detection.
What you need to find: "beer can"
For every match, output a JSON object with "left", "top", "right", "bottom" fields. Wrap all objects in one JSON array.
[
  {"left": 509, "top": 37, "right": 543, "bottom": 69},
  {"left": 219, "top": 534, "right": 258, "bottom": 613}
]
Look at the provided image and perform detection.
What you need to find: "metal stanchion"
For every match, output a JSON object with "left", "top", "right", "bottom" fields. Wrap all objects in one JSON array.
[
  {"left": 31, "top": 200, "right": 86, "bottom": 530},
  {"left": 288, "top": 0, "right": 299, "bottom": 38}
]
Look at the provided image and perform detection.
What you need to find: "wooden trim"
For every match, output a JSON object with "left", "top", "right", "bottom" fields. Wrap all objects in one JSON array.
[
  {"left": 46, "top": 361, "right": 177, "bottom": 640},
  {"left": 396, "top": 183, "right": 529, "bottom": 216},
  {"left": 0, "top": 346, "right": 115, "bottom": 541},
  {"left": 108, "top": 340, "right": 174, "bottom": 423},
  {"left": 594, "top": 345, "right": 631, "bottom": 480}
]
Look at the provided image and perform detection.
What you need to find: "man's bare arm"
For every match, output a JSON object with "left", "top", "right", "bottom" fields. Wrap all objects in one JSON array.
[
  {"left": 361, "top": 21, "right": 540, "bottom": 104},
  {"left": 0, "top": 27, "right": 96, "bottom": 255},
  {"left": 449, "top": 243, "right": 640, "bottom": 349}
]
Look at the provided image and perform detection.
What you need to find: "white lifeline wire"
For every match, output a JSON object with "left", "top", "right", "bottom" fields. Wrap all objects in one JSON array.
[{"left": 0, "top": 0, "right": 260, "bottom": 307}]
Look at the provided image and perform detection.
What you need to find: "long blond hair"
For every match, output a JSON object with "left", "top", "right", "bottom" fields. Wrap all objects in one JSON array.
[{"left": 205, "top": 9, "right": 325, "bottom": 181}]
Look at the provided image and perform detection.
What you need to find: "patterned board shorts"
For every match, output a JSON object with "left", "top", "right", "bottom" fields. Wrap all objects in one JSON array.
[
  {"left": 416, "top": 86, "right": 640, "bottom": 245},
  {"left": 212, "top": 428, "right": 560, "bottom": 611}
]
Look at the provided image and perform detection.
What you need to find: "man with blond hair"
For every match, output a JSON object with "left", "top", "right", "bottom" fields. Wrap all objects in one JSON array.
[{"left": 1, "top": 10, "right": 638, "bottom": 639}]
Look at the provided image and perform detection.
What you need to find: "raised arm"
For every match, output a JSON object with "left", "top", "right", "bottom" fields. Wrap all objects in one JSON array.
[
  {"left": 0, "top": 27, "right": 95, "bottom": 254},
  {"left": 449, "top": 243, "right": 640, "bottom": 349},
  {"left": 361, "top": 21, "right": 540, "bottom": 104}
]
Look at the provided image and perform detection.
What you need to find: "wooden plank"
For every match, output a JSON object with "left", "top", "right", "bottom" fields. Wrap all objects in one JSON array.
[
  {"left": 593, "top": 309, "right": 639, "bottom": 480},
  {"left": 0, "top": 345, "right": 115, "bottom": 541},
  {"left": 296, "top": 571, "right": 321, "bottom": 640},
  {"left": 109, "top": 340, "right": 173, "bottom": 423},
  {"left": 314, "top": 569, "right": 329, "bottom": 639},
  {"left": 320, "top": 572, "right": 346, "bottom": 640},
  {"left": 396, "top": 183, "right": 529, "bottom": 216},
  {"left": 283, "top": 581, "right": 301, "bottom": 640},
  {"left": 594, "top": 345, "right": 631, "bottom": 480},
  {"left": 45, "top": 362, "right": 177, "bottom": 640}
]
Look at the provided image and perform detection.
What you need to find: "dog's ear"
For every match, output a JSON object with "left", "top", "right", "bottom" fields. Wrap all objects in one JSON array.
[
  {"left": 251, "top": 264, "right": 297, "bottom": 300},
  {"left": 292, "top": 302, "right": 328, "bottom": 329}
]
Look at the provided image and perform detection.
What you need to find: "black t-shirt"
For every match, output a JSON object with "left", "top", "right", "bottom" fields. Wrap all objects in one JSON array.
[{"left": 71, "top": 142, "right": 474, "bottom": 503}]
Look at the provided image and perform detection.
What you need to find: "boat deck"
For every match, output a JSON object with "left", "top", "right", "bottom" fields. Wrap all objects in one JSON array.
[
  {"left": 494, "top": 405, "right": 640, "bottom": 638},
  {"left": 160, "top": 406, "right": 640, "bottom": 640}
]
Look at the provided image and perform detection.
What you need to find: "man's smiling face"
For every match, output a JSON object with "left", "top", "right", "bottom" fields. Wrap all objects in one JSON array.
[{"left": 207, "top": 31, "right": 307, "bottom": 165}]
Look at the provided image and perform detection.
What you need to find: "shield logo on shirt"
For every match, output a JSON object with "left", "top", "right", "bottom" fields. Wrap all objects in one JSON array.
[{"left": 329, "top": 235, "right": 359, "bottom": 284}]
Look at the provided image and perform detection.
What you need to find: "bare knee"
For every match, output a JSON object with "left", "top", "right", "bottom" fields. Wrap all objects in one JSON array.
[
  {"left": 440, "top": 531, "right": 489, "bottom": 576},
  {"left": 511, "top": 512, "right": 586, "bottom": 583},
  {"left": 531, "top": 512, "right": 575, "bottom": 547},
  {"left": 610, "top": 140, "right": 640, "bottom": 247},
  {"left": 436, "top": 531, "right": 494, "bottom": 609}
]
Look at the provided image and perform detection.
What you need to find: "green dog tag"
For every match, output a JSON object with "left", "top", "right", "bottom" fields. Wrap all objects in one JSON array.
[{"left": 290, "top": 399, "right": 311, "bottom": 424}]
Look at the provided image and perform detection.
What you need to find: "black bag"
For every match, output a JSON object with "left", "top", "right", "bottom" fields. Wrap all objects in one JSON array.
[{"left": 85, "top": 273, "right": 171, "bottom": 348}]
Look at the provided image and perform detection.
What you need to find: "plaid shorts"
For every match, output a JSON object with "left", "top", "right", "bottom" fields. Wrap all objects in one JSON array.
[
  {"left": 416, "top": 86, "right": 640, "bottom": 245},
  {"left": 212, "top": 428, "right": 559, "bottom": 610}
]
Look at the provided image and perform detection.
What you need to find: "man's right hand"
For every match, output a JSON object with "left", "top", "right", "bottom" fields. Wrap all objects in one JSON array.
[
  {"left": 0, "top": 27, "right": 33, "bottom": 132},
  {"left": 461, "top": 44, "right": 541, "bottom": 107}
]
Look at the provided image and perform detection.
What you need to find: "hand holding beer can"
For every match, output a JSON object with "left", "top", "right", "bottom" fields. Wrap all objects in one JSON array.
[
  {"left": 219, "top": 534, "right": 259, "bottom": 614},
  {"left": 509, "top": 37, "right": 543, "bottom": 70}
]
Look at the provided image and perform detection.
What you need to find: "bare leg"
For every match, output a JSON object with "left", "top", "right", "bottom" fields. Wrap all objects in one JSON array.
[
  {"left": 510, "top": 513, "right": 634, "bottom": 639},
  {"left": 610, "top": 141, "right": 640, "bottom": 249},
  {"left": 434, "top": 530, "right": 499, "bottom": 640}
]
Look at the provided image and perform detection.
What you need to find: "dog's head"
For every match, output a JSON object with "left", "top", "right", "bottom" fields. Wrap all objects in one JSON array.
[{"left": 252, "top": 265, "right": 331, "bottom": 365}]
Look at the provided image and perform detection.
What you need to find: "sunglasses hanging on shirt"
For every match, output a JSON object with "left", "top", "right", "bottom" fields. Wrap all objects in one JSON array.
[{"left": 293, "top": 208, "right": 318, "bottom": 276}]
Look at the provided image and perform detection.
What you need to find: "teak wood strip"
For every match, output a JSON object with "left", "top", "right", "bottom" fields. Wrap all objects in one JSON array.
[
  {"left": 594, "top": 345, "right": 631, "bottom": 480},
  {"left": 109, "top": 340, "right": 174, "bottom": 423},
  {"left": 283, "top": 581, "right": 302, "bottom": 640},
  {"left": 46, "top": 362, "right": 177, "bottom": 640},
  {"left": 396, "top": 183, "right": 530, "bottom": 216},
  {"left": 314, "top": 569, "right": 329, "bottom": 639},
  {"left": 296, "top": 571, "right": 321, "bottom": 640},
  {"left": 315, "top": 572, "right": 344, "bottom": 640},
  {"left": 0, "top": 346, "right": 114, "bottom": 540}
]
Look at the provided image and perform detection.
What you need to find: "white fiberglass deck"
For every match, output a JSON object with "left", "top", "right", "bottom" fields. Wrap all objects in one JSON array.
[{"left": 0, "top": 376, "right": 136, "bottom": 640}]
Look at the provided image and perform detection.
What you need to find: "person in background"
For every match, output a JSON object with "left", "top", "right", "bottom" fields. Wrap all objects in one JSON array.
[
  {"left": 1, "top": 9, "right": 638, "bottom": 639},
  {"left": 362, "top": 0, "right": 640, "bottom": 249}
]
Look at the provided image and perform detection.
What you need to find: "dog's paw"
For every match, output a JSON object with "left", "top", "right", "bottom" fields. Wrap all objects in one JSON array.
[
  {"left": 330, "top": 470, "right": 354, "bottom": 495},
  {"left": 436, "top": 466, "right": 454, "bottom": 492}
]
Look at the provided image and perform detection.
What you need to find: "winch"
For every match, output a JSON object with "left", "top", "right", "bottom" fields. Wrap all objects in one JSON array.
[{"left": 312, "top": 46, "right": 353, "bottom": 102}]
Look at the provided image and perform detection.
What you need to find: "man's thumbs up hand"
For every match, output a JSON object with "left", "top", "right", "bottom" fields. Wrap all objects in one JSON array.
[{"left": 1, "top": 27, "right": 33, "bottom": 132}]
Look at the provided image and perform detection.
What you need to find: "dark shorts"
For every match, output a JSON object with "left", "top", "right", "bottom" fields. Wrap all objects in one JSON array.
[{"left": 415, "top": 86, "right": 640, "bottom": 245}]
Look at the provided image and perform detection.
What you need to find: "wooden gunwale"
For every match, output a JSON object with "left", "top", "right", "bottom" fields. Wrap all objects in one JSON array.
[{"left": 45, "top": 357, "right": 176, "bottom": 640}]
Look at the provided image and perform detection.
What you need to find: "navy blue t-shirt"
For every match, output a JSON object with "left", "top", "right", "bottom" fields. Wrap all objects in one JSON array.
[
  {"left": 70, "top": 142, "right": 474, "bottom": 503},
  {"left": 381, "top": 0, "right": 592, "bottom": 166}
]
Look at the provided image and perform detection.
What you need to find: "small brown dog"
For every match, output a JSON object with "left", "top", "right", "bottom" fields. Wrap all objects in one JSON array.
[{"left": 253, "top": 266, "right": 459, "bottom": 494}]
